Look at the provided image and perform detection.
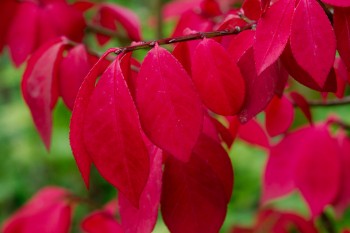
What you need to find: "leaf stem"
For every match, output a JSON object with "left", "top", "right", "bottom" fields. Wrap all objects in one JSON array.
[
  {"left": 307, "top": 96, "right": 350, "bottom": 107},
  {"left": 85, "top": 23, "right": 131, "bottom": 45}
]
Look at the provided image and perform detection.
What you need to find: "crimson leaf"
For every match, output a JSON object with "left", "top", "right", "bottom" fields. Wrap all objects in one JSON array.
[
  {"left": 83, "top": 57, "right": 150, "bottom": 207},
  {"left": 334, "top": 7, "right": 350, "bottom": 71},
  {"left": 333, "top": 133, "right": 350, "bottom": 216},
  {"left": 81, "top": 211, "right": 123, "bottom": 233},
  {"left": 237, "top": 48, "right": 281, "bottom": 123},
  {"left": 94, "top": 3, "right": 141, "bottom": 45},
  {"left": 2, "top": 187, "right": 72, "bottom": 233},
  {"left": 265, "top": 95, "right": 294, "bottom": 137},
  {"left": 254, "top": 0, "right": 294, "bottom": 74},
  {"left": 161, "top": 145, "right": 228, "bottom": 233},
  {"left": 70, "top": 48, "right": 115, "bottom": 188},
  {"left": 119, "top": 146, "right": 163, "bottom": 233},
  {"left": 192, "top": 38, "right": 246, "bottom": 116},
  {"left": 22, "top": 38, "right": 66, "bottom": 150},
  {"left": 290, "top": 0, "right": 336, "bottom": 88},
  {"left": 7, "top": 2, "right": 38, "bottom": 66},
  {"left": 59, "top": 44, "right": 92, "bottom": 110},
  {"left": 136, "top": 44, "right": 203, "bottom": 162}
]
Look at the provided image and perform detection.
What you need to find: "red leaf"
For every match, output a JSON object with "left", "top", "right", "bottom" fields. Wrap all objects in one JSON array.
[
  {"left": 265, "top": 95, "right": 294, "bottom": 137},
  {"left": 242, "top": 0, "right": 262, "bottom": 21},
  {"left": 334, "top": 57, "right": 349, "bottom": 99},
  {"left": 281, "top": 42, "right": 337, "bottom": 92},
  {"left": 294, "top": 125, "right": 341, "bottom": 217},
  {"left": 237, "top": 118, "right": 269, "bottom": 149},
  {"left": 172, "top": 42, "right": 192, "bottom": 75},
  {"left": 119, "top": 146, "right": 163, "bottom": 233},
  {"left": 193, "top": 134, "right": 234, "bottom": 202},
  {"left": 70, "top": 48, "right": 115, "bottom": 188},
  {"left": 231, "top": 209, "right": 318, "bottom": 233},
  {"left": 72, "top": 1, "right": 95, "bottom": 12},
  {"left": 163, "top": 0, "right": 202, "bottom": 19},
  {"left": 289, "top": 92, "right": 313, "bottom": 124},
  {"left": 216, "top": 14, "right": 248, "bottom": 32},
  {"left": 228, "top": 116, "right": 240, "bottom": 140},
  {"left": 263, "top": 129, "right": 307, "bottom": 203},
  {"left": 279, "top": 212, "right": 318, "bottom": 233},
  {"left": 200, "top": 0, "right": 222, "bottom": 17},
  {"left": 22, "top": 38, "right": 66, "bottom": 150},
  {"left": 161, "top": 151, "right": 228, "bottom": 233},
  {"left": 260, "top": 0, "right": 271, "bottom": 12},
  {"left": 83, "top": 58, "right": 149, "bottom": 207},
  {"left": 202, "top": 114, "right": 221, "bottom": 142},
  {"left": 237, "top": 48, "right": 281, "bottom": 123},
  {"left": 119, "top": 52, "right": 141, "bottom": 99},
  {"left": 41, "top": 0, "right": 66, "bottom": 4},
  {"left": 163, "top": 0, "right": 233, "bottom": 18},
  {"left": 6, "top": 1, "right": 85, "bottom": 66},
  {"left": 274, "top": 60, "right": 289, "bottom": 97},
  {"left": 37, "top": 7, "right": 59, "bottom": 46},
  {"left": 321, "top": 0, "right": 350, "bottom": 7},
  {"left": 290, "top": 0, "right": 336, "bottom": 87},
  {"left": 59, "top": 44, "right": 92, "bottom": 110},
  {"left": 93, "top": 5, "right": 116, "bottom": 45},
  {"left": 7, "top": 2, "right": 39, "bottom": 66},
  {"left": 228, "top": 30, "right": 255, "bottom": 63},
  {"left": 171, "top": 10, "right": 213, "bottom": 37},
  {"left": 261, "top": 150, "right": 295, "bottom": 202},
  {"left": 334, "top": 7, "right": 350, "bottom": 70},
  {"left": 136, "top": 44, "right": 203, "bottom": 162},
  {"left": 264, "top": 124, "right": 341, "bottom": 217},
  {"left": 254, "top": 209, "right": 318, "bottom": 233},
  {"left": 44, "top": 2, "right": 86, "bottom": 43},
  {"left": 254, "top": 0, "right": 294, "bottom": 74},
  {"left": 81, "top": 210, "right": 123, "bottom": 233},
  {"left": 0, "top": 0, "right": 17, "bottom": 53},
  {"left": 2, "top": 187, "right": 72, "bottom": 233},
  {"left": 333, "top": 133, "right": 350, "bottom": 216},
  {"left": 94, "top": 3, "right": 141, "bottom": 45},
  {"left": 192, "top": 38, "right": 246, "bottom": 115},
  {"left": 215, "top": 15, "right": 248, "bottom": 49}
]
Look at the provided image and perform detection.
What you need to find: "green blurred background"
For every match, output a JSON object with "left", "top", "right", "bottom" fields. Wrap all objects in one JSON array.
[{"left": 1, "top": 0, "right": 350, "bottom": 232}]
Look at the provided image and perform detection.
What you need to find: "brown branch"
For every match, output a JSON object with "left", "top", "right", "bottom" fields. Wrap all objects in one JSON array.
[
  {"left": 307, "top": 96, "right": 350, "bottom": 107},
  {"left": 85, "top": 23, "right": 131, "bottom": 45},
  {"left": 113, "top": 23, "right": 255, "bottom": 55},
  {"left": 155, "top": 0, "right": 164, "bottom": 39}
]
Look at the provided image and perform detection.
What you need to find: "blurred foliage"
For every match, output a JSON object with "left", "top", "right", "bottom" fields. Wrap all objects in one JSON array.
[{"left": 1, "top": 0, "right": 350, "bottom": 232}]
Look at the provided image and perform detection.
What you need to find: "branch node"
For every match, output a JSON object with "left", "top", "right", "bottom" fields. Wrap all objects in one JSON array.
[
  {"left": 199, "top": 32, "right": 206, "bottom": 39},
  {"left": 114, "top": 48, "right": 123, "bottom": 55}
]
